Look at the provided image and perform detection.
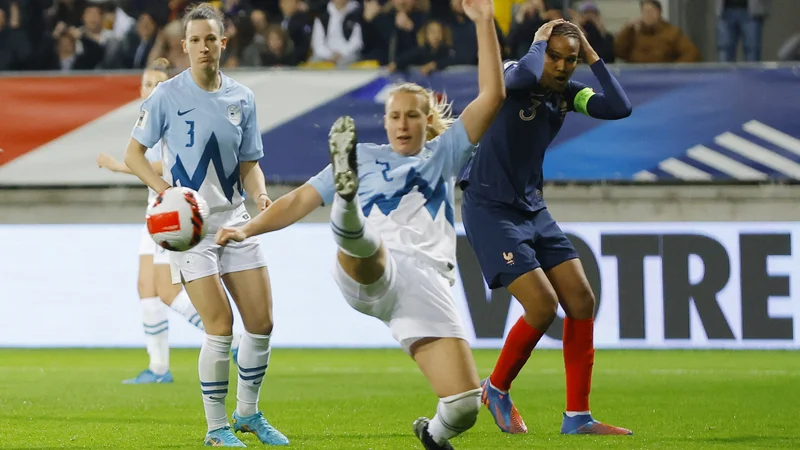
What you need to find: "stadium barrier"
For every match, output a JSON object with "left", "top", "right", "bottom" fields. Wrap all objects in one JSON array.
[
  {"left": 1, "top": 64, "right": 799, "bottom": 186},
  {"left": 1, "top": 222, "right": 797, "bottom": 349}
]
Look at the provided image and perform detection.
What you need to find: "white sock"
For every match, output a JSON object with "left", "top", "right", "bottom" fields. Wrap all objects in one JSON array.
[
  {"left": 330, "top": 194, "right": 380, "bottom": 258},
  {"left": 169, "top": 290, "right": 205, "bottom": 331},
  {"left": 427, "top": 389, "right": 482, "bottom": 445},
  {"left": 200, "top": 334, "right": 233, "bottom": 432},
  {"left": 140, "top": 297, "right": 169, "bottom": 375},
  {"left": 236, "top": 331, "right": 271, "bottom": 417},
  {"left": 565, "top": 411, "right": 591, "bottom": 417}
]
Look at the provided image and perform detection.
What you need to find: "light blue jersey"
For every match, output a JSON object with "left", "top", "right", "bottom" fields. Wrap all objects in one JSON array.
[
  {"left": 143, "top": 140, "right": 163, "bottom": 205},
  {"left": 309, "top": 119, "right": 475, "bottom": 279},
  {"left": 131, "top": 70, "right": 263, "bottom": 214}
]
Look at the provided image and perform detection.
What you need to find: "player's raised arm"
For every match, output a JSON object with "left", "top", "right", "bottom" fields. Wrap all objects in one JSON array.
[
  {"left": 457, "top": 0, "right": 507, "bottom": 145},
  {"left": 504, "top": 19, "right": 565, "bottom": 90},
  {"left": 572, "top": 22, "right": 632, "bottom": 119}
]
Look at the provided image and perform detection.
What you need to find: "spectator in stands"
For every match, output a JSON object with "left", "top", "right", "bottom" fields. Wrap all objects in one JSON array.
[
  {"left": 43, "top": 21, "right": 102, "bottom": 70},
  {"left": 391, "top": 19, "right": 454, "bottom": 74},
  {"left": 716, "top": 0, "right": 767, "bottom": 62},
  {"left": 494, "top": 0, "right": 527, "bottom": 36},
  {"left": 146, "top": 19, "right": 189, "bottom": 71},
  {"left": 80, "top": 3, "right": 124, "bottom": 68},
  {"left": 360, "top": 0, "right": 427, "bottom": 66},
  {"left": 103, "top": 0, "right": 135, "bottom": 41},
  {"left": 615, "top": 0, "right": 700, "bottom": 63},
  {"left": 277, "top": 0, "right": 312, "bottom": 64},
  {"left": 568, "top": 0, "right": 614, "bottom": 63},
  {"left": 444, "top": 0, "right": 505, "bottom": 65},
  {"left": 0, "top": 1, "right": 32, "bottom": 71},
  {"left": 309, "top": 0, "right": 362, "bottom": 66},
  {"left": 251, "top": 8, "right": 268, "bottom": 35},
  {"left": 122, "top": 12, "right": 158, "bottom": 69},
  {"left": 506, "top": 0, "right": 558, "bottom": 60},
  {"left": 261, "top": 24, "right": 297, "bottom": 66},
  {"left": 221, "top": 12, "right": 262, "bottom": 68},
  {"left": 45, "top": 0, "right": 87, "bottom": 31}
]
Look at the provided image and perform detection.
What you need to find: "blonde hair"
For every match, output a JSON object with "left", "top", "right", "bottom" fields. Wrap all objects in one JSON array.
[
  {"left": 387, "top": 83, "right": 455, "bottom": 140},
  {"left": 148, "top": 57, "right": 171, "bottom": 75}
]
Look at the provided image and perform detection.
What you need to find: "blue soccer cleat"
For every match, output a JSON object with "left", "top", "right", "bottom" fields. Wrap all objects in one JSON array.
[
  {"left": 480, "top": 378, "right": 528, "bottom": 434},
  {"left": 560, "top": 413, "right": 633, "bottom": 435},
  {"left": 205, "top": 426, "right": 247, "bottom": 447},
  {"left": 232, "top": 411, "right": 289, "bottom": 446},
  {"left": 122, "top": 369, "right": 173, "bottom": 384}
]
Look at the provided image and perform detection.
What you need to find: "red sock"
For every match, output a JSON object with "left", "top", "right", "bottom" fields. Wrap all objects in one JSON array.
[
  {"left": 489, "top": 316, "right": 544, "bottom": 392},
  {"left": 563, "top": 317, "right": 595, "bottom": 412}
]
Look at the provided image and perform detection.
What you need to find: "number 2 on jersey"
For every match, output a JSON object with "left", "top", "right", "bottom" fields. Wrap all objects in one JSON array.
[
  {"left": 185, "top": 120, "right": 195, "bottom": 147},
  {"left": 376, "top": 160, "right": 393, "bottom": 182}
]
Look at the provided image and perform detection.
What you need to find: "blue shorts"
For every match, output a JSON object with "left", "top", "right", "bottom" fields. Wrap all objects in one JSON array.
[{"left": 462, "top": 191, "right": 579, "bottom": 289}]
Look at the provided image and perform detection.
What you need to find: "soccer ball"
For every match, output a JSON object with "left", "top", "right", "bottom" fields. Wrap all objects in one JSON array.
[{"left": 146, "top": 187, "right": 209, "bottom": 252}]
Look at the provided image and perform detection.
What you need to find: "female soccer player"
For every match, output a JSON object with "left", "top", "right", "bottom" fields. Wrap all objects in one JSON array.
[
  {"left": 459, "top": 19, "right": 633, "bottom": 436},
  {"left": 97, "top": 58, "right": 211, "bottom": 385},
  {"left": 216, "top": 0, "right": 504, "bottom": 448},
  {"left": 123, "top": 4, "right": 288, "bottom": 447}
]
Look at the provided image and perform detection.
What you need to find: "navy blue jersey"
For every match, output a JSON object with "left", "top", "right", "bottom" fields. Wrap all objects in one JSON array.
[{"left": 459, "top": 40, "right": 632, "bottom": 212}]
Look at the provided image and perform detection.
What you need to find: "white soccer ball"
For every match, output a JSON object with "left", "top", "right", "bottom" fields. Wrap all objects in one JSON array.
[{"left": 146, "top": 187, "right": 210, "bottom": 252}]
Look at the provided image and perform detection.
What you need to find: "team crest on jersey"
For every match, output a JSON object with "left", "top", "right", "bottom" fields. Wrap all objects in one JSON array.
[{"left": 227, "top": 104, "right": 242, "bottom": 125}]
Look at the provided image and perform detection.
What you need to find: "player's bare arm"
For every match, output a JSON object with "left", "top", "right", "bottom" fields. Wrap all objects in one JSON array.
[
  {"left": 97, "top": 153, "right": 162, "bottom": 175},
  {"left": 216, "top": 183, "right": 322, "bottom": 245},
  {"left": 124, "top": 138, "right": 170, "bottom": 192},
  {"left": 240, "top": 160, "right": 271, "bottom": 210},
  {"left": 456, "top": 0, "right": 506, "bottom": 145}
]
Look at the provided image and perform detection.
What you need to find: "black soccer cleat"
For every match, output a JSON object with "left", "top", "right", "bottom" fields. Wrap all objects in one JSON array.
[
  {"left": 328, "top": 115, "right": 359, "bottom": 202},
  {"left": 413, "top": 417, "right": 455, "bottom": 450}
]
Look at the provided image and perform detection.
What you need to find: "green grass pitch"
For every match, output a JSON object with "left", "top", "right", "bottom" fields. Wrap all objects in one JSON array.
[{"left": 1, "top": 349, "right": 798, "bottom": 449}]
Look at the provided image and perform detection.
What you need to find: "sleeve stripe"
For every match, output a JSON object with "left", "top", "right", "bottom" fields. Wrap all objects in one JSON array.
[{"left": 573, "top": 87, "right": 595, "bottom": 116}]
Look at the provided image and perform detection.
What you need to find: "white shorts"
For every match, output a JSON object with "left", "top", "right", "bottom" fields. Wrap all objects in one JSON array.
[
  {"left": 138, "top": 225, "right": 172, "bottom": 265},
  {"left": 138, "top": 225, "right": 156, "bottom": 256},
  {"left": 332, "top": 250, "right": 467, "bottom": 353},
  {"left": 169, "top": 205, "right": 266, "bottom": 284}
]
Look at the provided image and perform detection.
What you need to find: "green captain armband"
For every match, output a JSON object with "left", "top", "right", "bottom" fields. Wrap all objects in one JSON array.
[{"left": 573, "top": 87, "right": 596, "bottom": 116}]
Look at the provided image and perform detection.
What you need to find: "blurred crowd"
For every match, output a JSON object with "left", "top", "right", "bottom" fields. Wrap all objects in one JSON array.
[{"left": 0, "top": 0, "right": 796, "bottom": 73}]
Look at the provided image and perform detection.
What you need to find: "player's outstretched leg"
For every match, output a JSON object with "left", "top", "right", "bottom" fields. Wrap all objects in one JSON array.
[
  {"left": 412, "top": 338, "right": 482, "bottom": 450},
  {"left": 548, "top": 260, "right": 632, "bottom": 436}
]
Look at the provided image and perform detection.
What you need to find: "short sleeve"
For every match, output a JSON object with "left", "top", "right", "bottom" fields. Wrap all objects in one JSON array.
[
  {"left": 131, "top": 84, "right": 168, "bottom": 149},
  {"left": 307, "top": 164, "right": 335, "bottom": 205},
  {"left": 239, "top": 91, "right": 264, "bottom": 161},
  {"left": 430, "top": 118, "right": 475, "bottom": 177}
]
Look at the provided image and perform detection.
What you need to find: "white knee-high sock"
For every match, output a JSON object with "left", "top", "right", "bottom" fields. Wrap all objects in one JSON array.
[
  {"left": 199, "top": 334, "right": 233, "bottom": 432},
  {"left": 330, "top": 194, "right": 380, "bottom": 258},
  {"left": 140, "top": 297, "right": 169, "bottom": 375},
  {"left": 236, "top": 331, "right": 272, "bottom": 417},
  {"left": 169, "top": 290, "right": 205, "bottom": 331},
  {"left": 427, "top": 389, "right": 482, "bottom": 445}
]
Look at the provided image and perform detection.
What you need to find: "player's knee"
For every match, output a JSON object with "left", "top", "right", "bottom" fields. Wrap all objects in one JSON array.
[
  {"left": 203, "top": 310, "right": 234, "bottom": 335},
  {"left": 439, "top": 388, "right": 482, "bottom": 433},
  {"left": 246, "top": 319, "right": 274, "bottom": 336},
  {"left": 572, "top": 287, "right": 596, "bottom": 320},
  {"left": 137, "top": 280, "right": 156, "bottom": 299}
]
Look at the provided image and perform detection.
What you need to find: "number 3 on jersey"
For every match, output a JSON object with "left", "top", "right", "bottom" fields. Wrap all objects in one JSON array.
[{"left": 185, "top": 120, "right": 195, "bottom": 147}]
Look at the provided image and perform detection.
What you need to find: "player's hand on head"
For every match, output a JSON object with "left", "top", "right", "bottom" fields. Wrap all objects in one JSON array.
[
  {"left": 216, "top": 226, "right": 246, "bottom": 246},
  {"left": 462, "top": 0, "right": 494, "bottom": 21},
  {"left": 533, "top": 18, "right": 565, "bottom": 43}
]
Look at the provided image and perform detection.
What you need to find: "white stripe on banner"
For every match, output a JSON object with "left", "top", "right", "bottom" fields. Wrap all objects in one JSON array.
[
  {"left": 686, "top": 145, "right": 767, "bottom": 180},
  {"left": 633, "top": 170, "right": 658, "bottom": 181},
  {"left": 658, "top": 158, "right": 712, "bottom": 180},
  {"left": 743, "top": 120, "right": 800, "bottom": 156},
  {"left": 715, "top": 132, "right": 800, "bottom": 178}
]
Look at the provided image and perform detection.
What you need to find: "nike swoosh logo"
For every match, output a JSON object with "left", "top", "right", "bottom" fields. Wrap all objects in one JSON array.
[
  {"left": 177, "top": 108, "right": 195, "bottom": 116},
  {"left": 253, "top": 380, "right": 262, "bottom": 385},
  {"left": 209, "top": 396, "right": 224, "bottom": 400}
]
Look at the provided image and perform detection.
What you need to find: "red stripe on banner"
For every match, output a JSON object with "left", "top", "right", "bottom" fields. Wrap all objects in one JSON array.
[{"left": 0, "top": 75, "right": 141, "bottom": 166}]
